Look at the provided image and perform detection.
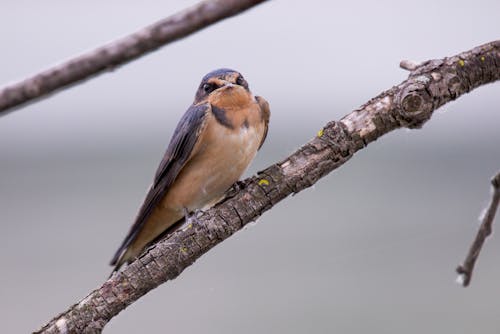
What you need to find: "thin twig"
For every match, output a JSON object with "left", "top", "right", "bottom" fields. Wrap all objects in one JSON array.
[
  {"left": 456, "top": 172, "right": 500, "bottom": 287},
  {"left": 0, "top": 0, "right": 268, "bottom": 116},
  {"left": 34, "top": 40, "right": 500, "bottom": 333}
]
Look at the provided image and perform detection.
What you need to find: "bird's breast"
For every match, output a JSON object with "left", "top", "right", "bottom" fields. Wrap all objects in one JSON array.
[{"left": 161, "top": 111, "right": 265, "bottom": 213}]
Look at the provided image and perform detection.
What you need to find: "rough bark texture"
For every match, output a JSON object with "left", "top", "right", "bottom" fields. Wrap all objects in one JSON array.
[
  {"left": 35, "top": 40, "right": 500, "bottom": 333},
  {"left": 0, "top": 0, "right": 268, "bottom": 115}
]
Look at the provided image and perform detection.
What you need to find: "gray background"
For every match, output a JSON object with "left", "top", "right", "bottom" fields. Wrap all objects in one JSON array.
[{"left": 1, "top": 0, "right": 500, "bottom": 333}]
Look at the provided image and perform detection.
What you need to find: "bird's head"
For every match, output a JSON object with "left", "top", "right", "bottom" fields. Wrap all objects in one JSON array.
[{"left": 194, "top": 68, "right": 252, "bottom": 106}]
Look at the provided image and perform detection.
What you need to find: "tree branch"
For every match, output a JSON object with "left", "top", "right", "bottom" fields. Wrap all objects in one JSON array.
[
  {"left": 0, "top": 0, "right": 268, "bottom": 116},
  {"left": 456, "top": 171, "right": 500, "bottom": 287},
  {"left": 36, "top": 41, "right": 500, "bottom": 333}
]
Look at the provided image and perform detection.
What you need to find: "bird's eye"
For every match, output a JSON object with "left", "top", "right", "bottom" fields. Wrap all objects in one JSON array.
[
  {"left": 236, "top": 76, "right": 245, "bottom": 86},
  {"left": 203, "top": 83, "right": 215, "bottom": 93}
]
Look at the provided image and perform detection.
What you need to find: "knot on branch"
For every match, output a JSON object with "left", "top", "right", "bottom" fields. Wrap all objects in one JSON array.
[{"left": 395, "top": 77, "right": 434, "bottom": 129}]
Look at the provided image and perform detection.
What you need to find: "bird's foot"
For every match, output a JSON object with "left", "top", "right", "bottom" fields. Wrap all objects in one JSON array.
[
  {"left": 226, "top": 180, "right": 247, "bottom": 197},
  {"left": 235, "top": 180, "right": 247, "bottom": 190},
  {"left": 183, "top": 207, "right": 203, "bottom": 227}
]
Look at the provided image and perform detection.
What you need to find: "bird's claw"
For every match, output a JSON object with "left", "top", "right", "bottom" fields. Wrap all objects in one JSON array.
[
  {"left": 183, "top": 207, "right": 203, "bottom": 226},
  {"left": 225, "top": 180, "right": 247, "bottom": 197}
]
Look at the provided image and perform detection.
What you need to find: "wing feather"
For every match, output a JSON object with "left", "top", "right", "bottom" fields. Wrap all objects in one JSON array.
[
  {"left": 255, "top": 96, "right": 270, "bottom": 150},
  {"left": 110, "top": 103, "right": 209, "bottom": 267}
]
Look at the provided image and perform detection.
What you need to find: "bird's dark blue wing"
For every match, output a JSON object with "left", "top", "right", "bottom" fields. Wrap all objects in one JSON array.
[{"left": 110, "top": 103, "right": 209, "bottom": 267}]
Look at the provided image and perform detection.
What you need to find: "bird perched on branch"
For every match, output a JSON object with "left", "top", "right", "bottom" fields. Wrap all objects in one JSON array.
[{"left": 110, "top": 68, "right": 270, "bottom": 272}]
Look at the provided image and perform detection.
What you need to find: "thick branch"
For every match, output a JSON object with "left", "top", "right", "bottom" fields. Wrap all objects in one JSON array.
[
  {"left": 36, "top": 41, "right": 500, "bottom": 333},
  {"left": 456, "top": 172, "right": 500, "bottom": 287},
  {"left": 0, "top": 0, "right": 268, "bottom": 116}
]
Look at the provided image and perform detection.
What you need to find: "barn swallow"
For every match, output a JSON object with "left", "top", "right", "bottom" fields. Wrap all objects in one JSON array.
[{"left": 110, "top": 68, "right": 270, "bottom": 272}]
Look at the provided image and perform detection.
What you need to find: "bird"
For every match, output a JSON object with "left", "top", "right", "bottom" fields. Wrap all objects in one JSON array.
[{"left": 110, "top": 68, "right": 270, "bottom": 272}]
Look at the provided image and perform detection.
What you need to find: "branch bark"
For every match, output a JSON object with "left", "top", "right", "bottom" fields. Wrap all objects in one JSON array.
[
  {"left": 0, "top": 0, "right": 268, "bottom": 116},
  {"left": 34, "top": 40, "right": 500, "bottom": 333}
]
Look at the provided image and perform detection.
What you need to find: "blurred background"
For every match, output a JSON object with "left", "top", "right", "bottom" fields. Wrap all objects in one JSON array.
[{"left": 1, "top": 0, "right": 500, "bottom": 333}]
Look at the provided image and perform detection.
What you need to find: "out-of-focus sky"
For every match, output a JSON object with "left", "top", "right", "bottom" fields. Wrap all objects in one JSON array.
[{"left": 1, "top": 1, "right": 499, "bottom": 333}]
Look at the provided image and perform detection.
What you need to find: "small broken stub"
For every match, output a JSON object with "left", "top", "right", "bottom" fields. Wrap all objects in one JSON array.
[{"left": 400, "top": 59, "right": 421, "bottom": 71}]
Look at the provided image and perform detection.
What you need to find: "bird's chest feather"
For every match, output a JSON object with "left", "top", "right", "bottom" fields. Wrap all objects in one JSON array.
[
  {"left": 187, "top": 115, "right": 262, "bottom": 207},
  {"left": 163, "top": 110, "right": 264, "bottom": 213},
  {"left": 203, "top": 119, "right": 260, "bottom": 179}
]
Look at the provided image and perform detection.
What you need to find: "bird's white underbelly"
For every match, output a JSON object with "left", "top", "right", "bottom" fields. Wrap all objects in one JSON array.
[{"left": 196, "top": 126, "right": 260, "bottom": 208}]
